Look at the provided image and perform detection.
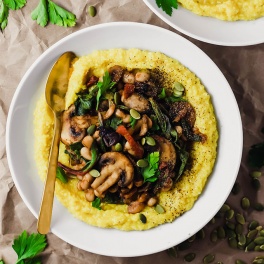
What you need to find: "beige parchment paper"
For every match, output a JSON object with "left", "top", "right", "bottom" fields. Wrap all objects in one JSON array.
[{"left": 1, "top": 0, "right": 264, "bottom": 263}]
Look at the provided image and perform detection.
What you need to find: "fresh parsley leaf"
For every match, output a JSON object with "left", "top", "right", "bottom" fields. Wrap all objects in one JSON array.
[
  {"left": 158, "top": 88, "right": 166, "bottom": 99},
  {"left": 142, "top": 152, "right": 160, "bottom": 183},
  {"left": 248, "top": 142, "right": 264, "bottom": 169},
  {"left": 3, "top": 0, "right": 26, "bottom": 10},
  {"left": 0, "top": 260, "right": 5, "bottom": 264},
  {"left": 130, "top": 115, "right": 137, "bottom": 128},
  {"left": 0, "top": 0, "right": 8, "bottom": 30},
  {"left": 12, "top": 230, "right": 46, "bottom": 264},
  {"left": 92, "top": 197, "right": 102, "bottom": 210},
  {"left": 96, "top": 71, "right": 116, "bottom": 110},
  {"left": 156, "top": 0, "right": 178, "bottom": 16},
  {"left": 48, "top": 0, "right": 76, "bottom": 27},
  {"left": 31, "top": 0, "right": 48, "bottom": 27},
  {"left": 56, "top": 167, "right": 68, "bottom": 183}
]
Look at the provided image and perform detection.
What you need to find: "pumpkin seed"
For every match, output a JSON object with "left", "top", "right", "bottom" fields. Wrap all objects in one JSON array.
[
  {"left": 252, "top": 178, "right": 261, "bottom": 190},
  {"left": 141, "top": 137, "right": 146, "bottom": 145},
  {"left": 196, "top": 228, "right": 205, "bottom": 239},
  {"left": 251, "top": 171, "right": 262, "bottom": 178},
  {"left": 255, "top": 256, "right": 264, "bottom": 260},
  {"left": 235, "top": 260, "right": 247, "bottom": 264},
  {"left": 232, "top": 182, "right": 241, "bottom": 195},
  {"left": 236, "top": 224, "right": 244, "bottom": 235},
  {"left": 210, "top": 229, "right": 218, "bottom": 242},
  {"left": 217, "top": 226, "right": 226, "bottom": 239},
  {"left": 188, "top": 234, "right": 196, "bottom": 243},
  {"left": 225, "top": 229, "right": 236, "bottom": 239},
  {"left": 237, "top": 234, "right": 246, "bottom": 247},
  {"left": 228, "top": 237, "right": 238, "bottom": 249},
  {"left": 178, "top": 240, "right": 191, "bottom": 251},
  {"left": 130, "top": 109, "right": 141, "bottom": 119},
  {"left": 255, "top": 245, "right": 261, "bottom": 251},
  {"left": 210, "top": 217, "right": 216, "bottom": 224},
  {"left": 259, "top": 245, "right": 264, "bottom": 250},
  {"left": 136, "top": 159, "right": 149, "bottom": 168},
  {"left": 170, "top": 128, "right": 177, "bottom": 138},
  {"left": 257, "top": 226, "right": 263, "bottom": 231},
  {"left": 241, "top": 197, "right": 250, "bottom": 210},
  {"left": 249, "top": 221, "right": 259, "bottom": 230},
  {"left": 88, "top": 5, "right": 97, "bottom": 17},
  {"left": 173, "top": 90, "right": 183, "bottom": 97},
  {"left": 247, "top": 230, "right": 258, "bottom": 240},
  {"left": 87, "top": 124, "right": 96, "bottom": 135},
  {"left": 236, "top": 213, "right": 246, "bottom": 225},
  {"left": 155, "top": 204, "right": 165, "bottom": 214},
  {"left": 254, "top": 203, "right": 264, "bottom": 211},
  {"left": 114, "top": 143, "right": 122, "bottom": 152},
  {"left": 203, "top": 254, "right": 215, "bottom": 264},
  {"left": 184, "top": 252, "right": 196, "bottom": 262},
  {"left": 245, "top": 241, "right": 255, "bottom": 252},
  {"left": 260, "top": 230, "right": 264, "bottom": 237},
  {"left": 255, "top": 237, "right": 264, "bottom": 245},
  {"left": 139, "top": 213, "right": 147, "bottom": 224},
  {"left": 146, "top": 136, "right": 156, "bottom": 146},
  {"left": 114, "top": 92, "right": 121, "bottom": 105},
  {"left": 225, "top": 209, "right": 234, "bottom": 220},
  {"left": 174, "top": 82, "right": 185, "bottom": 92},
  {"left": 167, "top": 246, "right": 178, "bottom": 258},
  {"left": 226, "top": 221, "right": 235, "bottom": 230},
  {"left": 89, "top": 169, "right": 100, "bottom": 178},
  {"left": 219, "top": 203, "right": 230, "bottom": 214},
  {"left": 253, "top": 259, "right": 264, "bottom": 264}
]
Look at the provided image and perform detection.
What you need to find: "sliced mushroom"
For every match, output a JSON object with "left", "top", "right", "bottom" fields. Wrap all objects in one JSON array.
[
  {"left": 91, "top": 152, "right": 134, "bottom": 197},
  {"left": 108, "top": 65, "right": 124, "bottom": 82},
  {"left": 61, "top": 105, "right": 86, "bottom": 145},
  {"left": 121, "top": 91, "right": 150, "bottom": 113}
]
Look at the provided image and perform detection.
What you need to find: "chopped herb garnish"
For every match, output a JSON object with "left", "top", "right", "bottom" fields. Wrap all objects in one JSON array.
[
  {"left": 130, "top": 115, "right": 137, "bottom": 128},
  {"left": 92, "top": 197, "right": 102, "bottom": 210},
  {"left": 96, "top": 71, "right": 116, "bottom": 110},
  {"left": 155, "top": 0, "right": 178, "bottom": 16},
  {"left": 56, "top": 167, "right": 68, "bottom": 183},
  {"left": 0, "top": 0, "right": 9, "bottom": 30},
  {"left": 158, "top": 88, "right": 166, "bottom": 99},
  {"left": 142, "top": 152, "right": 160, "bottom": 183},
  {"left": 3, "top": 0, "right": 26, "bottom": 10}
]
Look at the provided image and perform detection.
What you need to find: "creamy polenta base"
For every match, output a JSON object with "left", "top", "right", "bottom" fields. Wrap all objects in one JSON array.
[
  {"left": 179, "top": 0, "right": 264, "bottom": 21},
  {"left": 34, "top": 49, "right": 218, "bottom": 231}
]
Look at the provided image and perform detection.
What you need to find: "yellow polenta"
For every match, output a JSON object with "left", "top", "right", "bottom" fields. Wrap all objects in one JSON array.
[
  {"left": 179, "top": 0, "right": 264, "bottom": 21},
  {"left": 34, "top": 49, "right": 218, "bottom": 231}
]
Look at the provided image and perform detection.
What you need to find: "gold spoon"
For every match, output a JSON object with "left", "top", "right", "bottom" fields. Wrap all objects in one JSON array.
[{"left": 37, "top": 51, "right": 76, "bottom": 234}]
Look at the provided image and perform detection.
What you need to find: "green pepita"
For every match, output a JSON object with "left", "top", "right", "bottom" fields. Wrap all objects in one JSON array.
[
  {"left": 89, "top": 169, "right": 100, "bottom": 178},
  {"left": 155, "top": 204, "right": 165, "bottom": 214},
  {"left": 87, "top": 124, "right": 96, "bottom": 135},
  {"left": 141, "top": 137, "right": 146, "bottom": 145},
  {"left": 226, "top": 221, "right": 235, "bottom": 230},
  {"left": 228, "top": 237, "right": 238, "bottom": 249},
  {"left": 249, "top": 221, "right": 260, "bottom": 230},
  {"left": 114, "top": 92, "right": 121, "bottom": 105},
  {"left": 173, "top": 90, "right": 183, "bottom": 97},
  {"left": 219, "top": 203, "right": 230, "bottom": 214},
  {"left": 235, "top": 223, "right": 244, "bottom": 235},
  {"left": 114, "top": 143, "right": 122, "bottom": 152},
  {"left": 88, "top": 5, "right": 97, "bottom": 17},
  {"left": 252, "top": 177, "right": 261, "bottom": 190},
  {"left": 203, "top": 253, "right": 215, "bottom": 264},
  {"left": 139, "top": 213, "right": 147, "bottom": 224},
  {"left": 136, "top": 159, "right": 149, "bottom": 168},
  {"left": 217, "top": 226, "right": 226, "bottom": 239},
  {"left": 247, "top": 229, "right": 258, "bottom": 240},
  {"left": 196, "top": 228, "right": 205, "bottom": 239},
  {"left": 225, "top": 209, "right": 234, "bottom": 220},
  {"left": 188, "top": 234, "right": 196, "bottom": 243},
  {"left": 245, "top": 241, "right": 255, "bottom": 252},
  {"left": 254, "top": 203, "right": 264, "bottom": 211},
  {"left": 232, "top": 182, "right": 241, "bottom": 195},
  {"left": 235, "top": 260, "right": 247, "bottom": 264},
  {"left": 255, "top": 245, "right": 261, "bottom": 251},
  {"left": 210, "top": 229, "right": 218, "bottom": 243},
  {"left": 251, "top": 171, "right": 262, "bottom": 178},
  {"left": 146, "top": 136, "right": 156, "bottom": 146},
  {"left": 178, "top": 241, "right": 191, "bottom": 251},
  {"left": 254, "top": 237, "right": 264, "bottom": 245},
  {"left": 130, "top": 109, "right": 141, "bottom": 119},
  {"left": 241, "top": 197, "right": 250, "bottom": 210},
  {"left": 236, "top": 213, "right": 246, "bottom": 225},
  {"left": 167, "top": 246, "right": 178, "bottom": 258},
  {"left": 237, "top": 234, "right": 246, "bottom": 247},
  {"left": 174, "top": 82, "right": 185, "bottom": 92},
  {"left": 260, "top": 230, "right": 264, "bottom": 236},
  {"left": 184, "top": 253, "right": 196, "bottom": 262},
  {"left": 225, "top": 229, "right": 236, "bottom": 239},
  {"left": 253, "top": 259, "right": 264, "bottom": 264}
]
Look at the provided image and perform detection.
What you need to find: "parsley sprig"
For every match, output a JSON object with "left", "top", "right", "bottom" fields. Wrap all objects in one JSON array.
[
  {"left": 142, "top": 152, "right": 160, "bottom": 183},
  {"left": 156, "top": 0, "right": 178, "bottom": 16},
  {"left": 31, "top": 0, "right": 76, "bottom": 27},
  {"left": 8, "top": 230, "right": 47, "bottom": 264}
]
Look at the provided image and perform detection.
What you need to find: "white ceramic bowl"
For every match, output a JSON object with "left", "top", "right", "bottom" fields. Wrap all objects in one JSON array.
[
  {"left": 143, "top": 0, "right": 264, "bottom": 46},
  {"left": 6, "top": 22, "right": 243, "bottom": 257}
]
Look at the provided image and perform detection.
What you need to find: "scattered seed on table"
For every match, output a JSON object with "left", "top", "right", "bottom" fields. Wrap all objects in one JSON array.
[
  {"left": 252, "top": 177, "right": 261, "bottom": 190},
  {"left": 241, "top": 197, "right": 250, "bottom": 210},
  {"left": 236, "top": 213, "right": 246, "bottom": 225},
  {"left": 217, "top": 226, "right": 226, "bottom": 239},
  {"left": 237, "top": 234, "right": 246, "bottom": 247},
  {"left": 196, "top": 228, "right": 205, "bottom": 239},
  {"left": 250, "top": 171, "right": 262, "bottom": 178},
  {"left": 219, "top": 203, "right": 230, "bottom": 214},
  {"left": 235, "top": 260, "right": 246, "bottom": 264},
  {"left": 203, "top": 254, "right": 215, "bottom": 264},
  {"left": 225, "top": 209, "right": 234, "bottom": 220},
  {"left": 254, "top": 203, "right": 264, "bottom": 211},
  {"left": 184, "top": 252, "right": 196, "bottom": 262},
  {"left": 88, "top": 5, "right": 97, "bottom": 17},
  {"left": 260, "top": 230, "right": 264, "bottom": 236},
  {"left": 232, "top": 182, "right": 241, "bottom": 195},
  {"left": 228, "top": 237, "right": 238, "bottom": 249},
  {"left": 249, "top": 220, "right": 259, "bottom": 230},
  {"left": 210, "top": 229, "right": 218, "bottom": 242},
  {"left": 247, "top": 229, "right": 258, "bottom": 240},
  {"left": 245, "top": 241, "right": 255, "bottom": 252},
  {"left": 254, "top": 237, "right": 264, "bottom": 245},
  {"left": 236, "top": 223, "right": 244, "bottom": 235}
]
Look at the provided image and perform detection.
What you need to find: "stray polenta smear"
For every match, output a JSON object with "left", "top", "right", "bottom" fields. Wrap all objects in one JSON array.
[
  {"left": 33, "top": 49, "right": 218, "bottom": 231},
  {"left": 179, "top": 0, "right": 264, "bottom": 21}
]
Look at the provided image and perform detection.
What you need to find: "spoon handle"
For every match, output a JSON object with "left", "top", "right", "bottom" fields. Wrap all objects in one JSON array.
[{"left": 37, "top": 114, "right": 62, "bottom": 234}]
